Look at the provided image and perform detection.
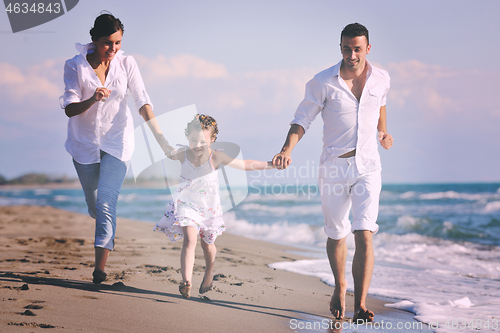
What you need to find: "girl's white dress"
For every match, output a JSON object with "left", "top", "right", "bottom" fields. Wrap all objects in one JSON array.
[{"left": 154, "top": 150, "right": 225, "bottom": 244}]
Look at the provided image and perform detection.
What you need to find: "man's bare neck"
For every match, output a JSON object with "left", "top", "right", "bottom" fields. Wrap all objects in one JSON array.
[
  {"left": 340, "top": 61, "right": 369, "bottom": 101},
  {"left": 340, "top": 60, "right": 367, "bottom": 80}
]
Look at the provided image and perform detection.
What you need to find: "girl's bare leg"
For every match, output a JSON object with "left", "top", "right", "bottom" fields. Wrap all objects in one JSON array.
[
  {"left": 199, "top": 239, "right": 217, "bottom": 294},
  {"left": 179, "top": 226, "right": 197, "bottom": 298},
  {"left": 181, "top": 226, "right": 198, "bottom": 283}
]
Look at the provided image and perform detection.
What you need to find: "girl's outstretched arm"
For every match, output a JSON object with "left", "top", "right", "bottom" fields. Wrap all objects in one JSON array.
[{"left": 213, "top": 151, "right": 274, "bottom": 171}]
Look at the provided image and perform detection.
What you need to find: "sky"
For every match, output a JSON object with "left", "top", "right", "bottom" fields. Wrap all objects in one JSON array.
[{"left": 1, "top": 0, "right": 499, "bottom": 184}]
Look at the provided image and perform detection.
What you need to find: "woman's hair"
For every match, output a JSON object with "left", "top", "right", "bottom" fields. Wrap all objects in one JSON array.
[
  {"left": 185, "top": 114, "right": 219, "bottom": 142},
  {"left": 90, "top": 12, "right": 124, "bottom": 41}
]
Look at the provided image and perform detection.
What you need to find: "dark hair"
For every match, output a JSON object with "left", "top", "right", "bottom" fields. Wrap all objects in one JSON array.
[
  {"left": 90, "top": 13, "right": 124, "bottom": 41},
  {"left": 340, "top": 23, "right": 369, "bottom": 45},
  {"left": 185, "top": 114, "right": 219, "bottom": 142}
]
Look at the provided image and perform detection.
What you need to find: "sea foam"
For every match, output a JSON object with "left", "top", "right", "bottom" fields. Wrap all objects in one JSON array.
[
  {"left": 269, "top": 231, "right": 500, "bottom": 332},
  {"left": 224, "top": 211, "right": 326, "bottom": 246}
]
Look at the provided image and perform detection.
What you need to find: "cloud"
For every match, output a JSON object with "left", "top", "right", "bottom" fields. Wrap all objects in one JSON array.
[
  {"left": 385, "top": 60, "right": 500, "bottom": 123},
  {"left": 1, "top": 53, "right": 499, "bottom": 182},
  {"left": 0, "top": 59, "right": 66, "bottom": 140},
  {"left": 385, "top": 60, "right": 456, "bottom": 114},
  {"left": 133, "top": 54, "right": 229, "bottom": 81},
  {"left": 214, "top": 92, "right": 245, "bottom": 109},
  {"left": 0, "top": 60, "right": 62, "bottom": 106},
  {"left": 3, "top": 55, "right": 498, "bottom": 135},
  {"left": 134, "top": 54, "right": 318, "bottom": 118}
]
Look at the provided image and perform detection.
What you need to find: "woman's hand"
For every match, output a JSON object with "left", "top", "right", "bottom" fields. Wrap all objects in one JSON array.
[
  {"left": 65, "top": 87, "right": 110, "bottom": 117},
  {"left": 164, "top": 145, "right": 177, "bottom": 160},
  {"left": 156, "top": 136, "right": 177, "bottom": 160},
  {"left": 92, "top": 87, "right": 111, "bottom": 102}
]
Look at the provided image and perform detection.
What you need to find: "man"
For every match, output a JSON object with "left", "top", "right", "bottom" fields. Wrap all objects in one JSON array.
[{"left": 272, "top": 23, "right": 393, "bottom": 323}]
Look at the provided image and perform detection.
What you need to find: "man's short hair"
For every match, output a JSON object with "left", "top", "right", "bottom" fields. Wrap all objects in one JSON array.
[{"left": 340, "top": 23, "right": 369, "bottom": 45}]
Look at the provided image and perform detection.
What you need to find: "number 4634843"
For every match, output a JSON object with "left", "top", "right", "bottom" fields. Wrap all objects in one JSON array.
[
  {"left": 5, "top": 2, "right": 61, "bottom": 14},
  {"left": 445, "top": 319, "right": 498, "bottom": 330}
]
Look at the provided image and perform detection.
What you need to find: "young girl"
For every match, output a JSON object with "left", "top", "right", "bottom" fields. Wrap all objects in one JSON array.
[{"left": 154, "top": 114, "right": 274, "bottom": 298}]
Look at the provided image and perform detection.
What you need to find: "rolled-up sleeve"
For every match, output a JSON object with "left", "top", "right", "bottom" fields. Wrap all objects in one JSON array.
[
  {"left": 380, "top": 76, "right": 390, "bottom": 106},
  {"left": 60, "top": 58, "right": 82, "bottom": 109},
  {"left": 291, "top": 77, "right": 325, "bottom": 132},
  {"left": 124, "top": 55, "right": 153, "bottom": 111}
]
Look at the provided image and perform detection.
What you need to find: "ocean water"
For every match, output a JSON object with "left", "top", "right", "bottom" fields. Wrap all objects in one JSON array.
[{"left": 1, "top": 183, "right": 500, "bottom": 332}]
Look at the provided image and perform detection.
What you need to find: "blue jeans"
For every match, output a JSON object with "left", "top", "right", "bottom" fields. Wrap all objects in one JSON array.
[{"left": 73, "top": 151, "right": 128, "bottom": 250}]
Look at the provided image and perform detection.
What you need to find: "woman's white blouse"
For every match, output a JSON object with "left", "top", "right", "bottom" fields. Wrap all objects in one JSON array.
[{"left": 61, "top": 43, "right": 152, "bottom": 164}]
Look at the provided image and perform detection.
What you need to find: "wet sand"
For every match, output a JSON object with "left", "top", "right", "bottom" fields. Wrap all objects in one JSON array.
[{"left": 0, "top": 205, "right": 428, "bottom": 332}]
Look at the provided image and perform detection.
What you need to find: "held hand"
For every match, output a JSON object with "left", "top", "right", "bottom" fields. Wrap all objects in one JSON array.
[
  {"left": 156, "top": 136, "right": 177, "bottom": 160},
  {"left": 92, "top": 87, "right": 111, "bottom": 102},
  {"left": 162, "top": 144, "right": 176, "bottom": 159},
  {"left": 165, "top": 148, "right": 178, "bottom": 160},
  {"left": 272, "top": 152, "right": 292, "bottom": 170},
  {"left": 378, "top": 131, "right": 393, "bottom": 150}
]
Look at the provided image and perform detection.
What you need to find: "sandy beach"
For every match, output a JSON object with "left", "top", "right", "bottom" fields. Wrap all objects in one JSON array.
[{"left": 0, "top": 205, "right": 427, "bottom": 332}]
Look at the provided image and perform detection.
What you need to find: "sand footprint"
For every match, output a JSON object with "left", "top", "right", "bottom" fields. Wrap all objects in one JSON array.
[{"left": 8, "top": 322, "right": 56, "bottom": 329}]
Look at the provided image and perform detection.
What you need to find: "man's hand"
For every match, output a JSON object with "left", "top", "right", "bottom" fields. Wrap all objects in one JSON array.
[
  {"left": 272, "top": 151, "right": 292, "bottom": 170},
  {"left": 273, "top": 124, "right": 304, "bottom": 170},
  {"left": 378, "top": 131, "right": 393, "bottom": 150}
]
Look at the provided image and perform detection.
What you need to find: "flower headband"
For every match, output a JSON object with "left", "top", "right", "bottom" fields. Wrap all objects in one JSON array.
[{"left": 198, "top": 114, "right": 216, "bottom": 126}]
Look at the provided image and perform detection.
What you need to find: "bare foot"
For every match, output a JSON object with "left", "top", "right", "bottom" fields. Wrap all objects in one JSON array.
[
  {"left": 179, "top": 281, "right": 191, "bottom": 299},
  {"left": 330, "top": 280, "right": 347, "bottom": 320},
  {"left": 353, "top": 308, "right": 374, "bottom": 323},
  {"left": 92, "top": 268, "right": 107, "bottom": 284},
  {"left": 199, "top": 276, "right": 213, "bottom": 294}
]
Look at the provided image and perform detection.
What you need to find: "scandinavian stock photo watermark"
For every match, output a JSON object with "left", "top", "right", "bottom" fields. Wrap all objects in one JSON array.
[
  {"left": 131, "top": 105, "right": 370, "bottom": 212},
  {"left": 248, "top": 160, "right": 369, "bottom": 201}
]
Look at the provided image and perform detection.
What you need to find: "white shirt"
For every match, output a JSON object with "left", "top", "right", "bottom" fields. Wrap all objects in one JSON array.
[
  {"left": 61, "top": 43, "right": 152, "bottom": 164},
  {"left": 291, "top": 60, "right": 390, "bottom": 174}
]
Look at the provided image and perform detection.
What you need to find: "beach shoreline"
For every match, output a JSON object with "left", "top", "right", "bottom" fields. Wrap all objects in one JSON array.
[{"left": 0, "top": 205, "right": 429, "bottom": 332}]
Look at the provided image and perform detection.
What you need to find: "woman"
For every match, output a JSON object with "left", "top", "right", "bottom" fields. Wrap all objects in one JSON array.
[{"left": 60, "top": 13, "right": 173, "bottom": 284}]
